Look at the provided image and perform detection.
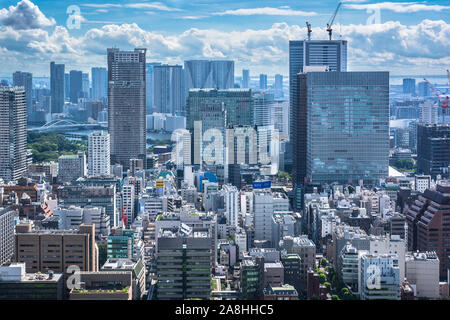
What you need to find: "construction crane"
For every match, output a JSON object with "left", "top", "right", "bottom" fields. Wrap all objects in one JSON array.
[
  {"left": 327, "top": 1, "right": 342, "bottom": 40},
  {"left": 306, "top": 22, "right": 312, "bottom": 40},
  {"left": 424, "top": 78, "right": 449, "bottom": 124}
]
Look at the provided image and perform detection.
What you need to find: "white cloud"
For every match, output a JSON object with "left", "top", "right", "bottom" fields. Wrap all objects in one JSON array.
[
  {"left": 82, "top": 2, "right": 181, "bottom": 12},
  {"left": 0, "top": 17, "right": 449, "bottom": 76},
  {"left": 0, "top": 0, "right": 55, "bottom": 30},
  {"left": 213, "top": 7, "right": 318, "bottom": 16},
  {"left": 345, "top": 2, "right": 450, "bottom": 13}
]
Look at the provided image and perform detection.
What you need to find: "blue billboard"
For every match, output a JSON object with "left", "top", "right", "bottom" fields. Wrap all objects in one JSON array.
[{"left": 252, "top": 180, "right": 271, "bottom": 189}]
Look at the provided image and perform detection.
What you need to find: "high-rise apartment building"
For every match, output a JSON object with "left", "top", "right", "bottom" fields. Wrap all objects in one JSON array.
[
  {"left": 0, "top": 87, "right": 27, "bottom": 182},
  {"left": 107, "top": 48, "right": 147, "bottom": 170},
  {"left": 417, "top": 124, "right": 450, "bottom": 178},
  {"left": 91, "top": 67, "right": 107, "bottom": 100},
  {"left": 153, "top": 64, "right": 184, "bottom": 115},
  {"left": 0, "top": 207, "right": 15, "bottom": 265},
  {"left": 242, "top": 69, "right": 250, "bottom": 88},
  {"left": 259, "top": 74, "right": 267, "bottom": 90},
  {"left": 184, "top": 60, "right": 234, "bottom": 92},
  {"left": 293, "top": 71, "right": 389, "bottom": 186},
  {"left": 12, "top": 71, "right": 32, "bottom": 119},
  {"left": 146, "top": 62, "right": 162, "bottom": 113},
  {"left": 88, "top": 131, "right": 110, "bottom": 176},
  {"left": 50, "top": 62, "right": 65, "bottom": 113},
  {"left": 69, "top": 70, "right": 83, "bottom": 104}
]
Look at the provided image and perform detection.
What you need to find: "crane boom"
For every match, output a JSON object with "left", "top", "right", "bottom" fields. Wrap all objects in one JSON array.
[
  {"left": 327, "top": 2, "right": 342, "bottom": 40},
  {"left": 306, "top": 22, "right": 312, "bottom": 41},
  {"left": 424, "top": 78, "right": 449, "bottom": 124}
]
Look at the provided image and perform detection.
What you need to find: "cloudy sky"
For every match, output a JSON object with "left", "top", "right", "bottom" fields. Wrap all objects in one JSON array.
[{"left": 0, "top": 0, "right": 449, "bottom": 77}]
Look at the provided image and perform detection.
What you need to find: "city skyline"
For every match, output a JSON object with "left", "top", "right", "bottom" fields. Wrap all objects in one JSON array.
[{"left": 0, "top": 0, "right": 449, "bottom": 76}]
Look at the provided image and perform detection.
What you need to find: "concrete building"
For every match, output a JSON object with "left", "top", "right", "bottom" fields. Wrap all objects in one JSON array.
[
  {"left": 263, "top": 284, "right": 298, "bottom": 300},
  {"left": 339, "top": 242, "right": 359, "bottom": 294},
  {"left": 415, "top": 175, "right": 431, "bottom": 193},
  {"left": 88, "top": 131, "right": 110, "bottom": 176},
  {"left": 419, "top": 101, "right": 438, "bottom": 125},
  {"left": 263, "top": 262, "right": 284, "bottom": 288},
  {"left": 359, "top": 253, "right": 400, "bottom": 300},
  {"left": 0, "top": 87, "right": 27, "bottom": 182},
  {"left": 405, "top": 251, "right": 440, "bottom": 299},
  {"left": 57, "top": 152, "right": 87, "bottom": 184},
  {"left": 0, "top": 263, "right": 64, "bottom": 300},
  {"left": 14, "top": 222, "right": 98, "bottom": 274},
  {"left": 108, "top": 48, "right": 147, "bottom": 170},
  {"left": 69, "top": 271, "right": 132, "bottom": 300},
  {"left": 281, "top": 254, "right": 302, "bottom": 295},
  {"left": 222, "top": 184, "right": 239, "bottom": 228},
  {"left": 156, "top": 226, "right": 212, "bottom": 300},
  {"left": 0, "top": 207, "right": 15, "bottom": 265}
]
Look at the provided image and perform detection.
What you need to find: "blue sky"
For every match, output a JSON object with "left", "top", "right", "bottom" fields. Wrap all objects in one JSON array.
[{"left": 0, "top": 0, "right": 449, "bottom": 76}]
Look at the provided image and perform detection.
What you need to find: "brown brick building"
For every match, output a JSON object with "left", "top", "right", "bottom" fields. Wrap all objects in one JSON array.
[{"left": 406, "top": 184, "right": 450, "bottom": 278}]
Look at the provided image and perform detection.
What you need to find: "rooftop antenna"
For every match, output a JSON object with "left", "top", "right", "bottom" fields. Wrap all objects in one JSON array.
[{"left": 327, "top": 1, "right": 342, "bottom": 41}]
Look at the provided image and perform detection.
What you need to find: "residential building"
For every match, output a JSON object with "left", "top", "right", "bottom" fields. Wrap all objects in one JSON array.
[
  {"left": 405, "top": 251, "right": 440, "bottom": 299},
  {"left": 184, "top": 60, "right": 234, "bottom": 92},
  {"left": 12, "top": 71, "right": 32, "bottom": 119},
  {"left": 0, "top": 207, "right": 15, "bottom": 265},
  {"left": 88, "top": 131, "right": 110, "bottom": 176},
  {"left": 57, "top": 152, "right": 86, "bottom": 183}
]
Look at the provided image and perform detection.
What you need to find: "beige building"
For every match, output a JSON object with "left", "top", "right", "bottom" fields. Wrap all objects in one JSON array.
[
  {"left": 14, "top": 222, "right": 98, "bottom": 274},
  {"left": 405, "top": 251, "right": 440, "bottom": 299}
]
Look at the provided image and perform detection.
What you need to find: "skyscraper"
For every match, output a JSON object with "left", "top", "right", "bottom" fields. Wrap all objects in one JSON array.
[
  {"left": 153, "top": 65, "right": 184, "bottom": 115},
  {"left": 0, "top": 207, "right": 15, "bottom": 265},
  {"left": 69, "top": 70, "right": 83, "bottom": 103},
  {"left": 92, "top": 67, "right": 107, "bottom": 100},
  {"left": 417, "top": 124, "right": 450, "bottom": 178},
  {"left": 184, "top": 60, "right": 234, "bottom": 91},
  {"left": 88, "top": 131, "right": 111, "bottom": 176},
  {"left": 64, "top": 73, "right": 70, "bottom": 101},
  {"left": 253, "top": 92, "right": 274, "bottom": 127},
  {"left": 293, "top": 71, "right": 389, "bottom": 186},
  {"left": 403, "top": 78, "right": 416, "bottom": 96},
  {"left": 274, "top": 74, "right": 283, "bottom": 98},
  {"left": 82, "top": 72, "right": 90, "bottom": 99},
  {"left": 107, "top": 48, "right": 147, "bottom": 170},
  {"left": 417, "top": 81, "right": 431, "bottom": 97},
  {"left": 0, "top": 87, "right": 27, "bottom": 182},
  {"left": 146, "top": 62, "right": 162, "bottom": 113},
  {"left": 259, "top": 74, "right": 267, "bottom": 90},
  {"left": 242, "top": 69, "right": 250, "bottom": 88},
  {"left": 289, "top": 40, "right": 347, "bottom": 137},
  {"left": 12, "top": 71, "right": 32, "bottom": 119},
  {"left": 50, "top": 62, "right": 65, "bottom": 113}
]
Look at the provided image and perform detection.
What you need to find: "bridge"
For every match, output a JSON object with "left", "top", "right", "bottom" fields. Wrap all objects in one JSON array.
[{"left": 28, "top": 120, "right": 108, "bottom": 133}]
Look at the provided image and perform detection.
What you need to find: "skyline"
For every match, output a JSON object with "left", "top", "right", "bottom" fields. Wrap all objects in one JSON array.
[{"left": 0, "top": 0, "right": 449, "bottom": 77}]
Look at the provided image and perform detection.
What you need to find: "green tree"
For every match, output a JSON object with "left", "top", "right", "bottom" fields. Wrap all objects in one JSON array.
[
  {"left": 321, "top": 257, "right": 328, "bottom": 268},
  {"left": 331, "top": 294, "right": 340, "bottom": 300}
]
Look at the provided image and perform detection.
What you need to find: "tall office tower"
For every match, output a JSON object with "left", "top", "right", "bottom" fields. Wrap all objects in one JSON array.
[
  {"left": 107, "top": 48, "right": 146, "bottom": 170},
  {"left": 359, "top": 253, "right": 400, "bottom": 300},
  {"left": 64, "top": 73, "right": 70, "bottom": 101},
  {"left": 417, "top": 81, "right": 430, "bottom": 97},
  {"left": 0, "top": 207, "right": 15, "bottom": 265},
  {"left": 253, "top": 92, "right": 274, "bottom": 127},
  {"left": 293, "top": 71, "right": 389, "bottom": 186},
  {"left": 259, "top": 74, "right": 267, "bottom": 90},
  {"left": 156, "top": 226, "right": 212, "bottom": 300},
  {"left": 57, "top": 152, "right": 87, "bottom": 183},
  {"left": 69, "top": 70, "right": 83, "bottom": 103},
  {"left": 289, "top": 39, "right": 347, "bottom": 142},
  {"left": 419, "top": 101, "right": 438, "bottom": 124},
  {"left": 186, "top": 88, "right": 253, "bottom": 164},
  {"left": 242, "top": 69, "right": 250, "bottom": 88},
  {"left": 12, "top": 71, "right": 32, "bottom": 119},
  {"left": 403, "top": 78, "right": 416, "bottom": 96},
  {"left": 88, "top": 131, "right": 110, "bottom": 176},
  {"left": 14, "top": 222, "right": 98, "bottom": 274},
  {"left": 184, "top": 60, "right": 234, "bottom": 91},
  {"left": 222, "top": 184, "right": 239, "bottom": 227},
  {"left": 271, "top": 100, "right": 289, "bottom": 137},
  {"left": 50, "top": 62, "right": 65, "bottom": 113},
  {"left": 153, "top": 64, "right": 184, "bottom": 115},
  {"left": 406, "top": 184, "right": 450, "bottom": 278},
  {"left": 146, "top": 62, "right": 162, "bottom": 113},
  {"left": 91, "top": 67, "right": 107, "bottom": 100},
  {"left": 274, "top": 74, "right": 283, "bottom": 98},
  {"left": 82, "top": 73, "right": 90, "bottom": 99},
  {"left": 0, "top": 87, "right": 27, "bottom": 182},
  {"left": 417, "top": 124, "right": 450, "bottom": 178}
]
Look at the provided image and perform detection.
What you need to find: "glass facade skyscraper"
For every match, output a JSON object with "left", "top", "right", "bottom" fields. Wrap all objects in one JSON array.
[
  {"left": 153, "top": 64, "right": 185, "bottom": 115},
  {"left": 50, "top": 61, "right": 65, "bottom": 114},
  {"left": 298, "top": 71, "right": 389, "bottom": 185}
]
